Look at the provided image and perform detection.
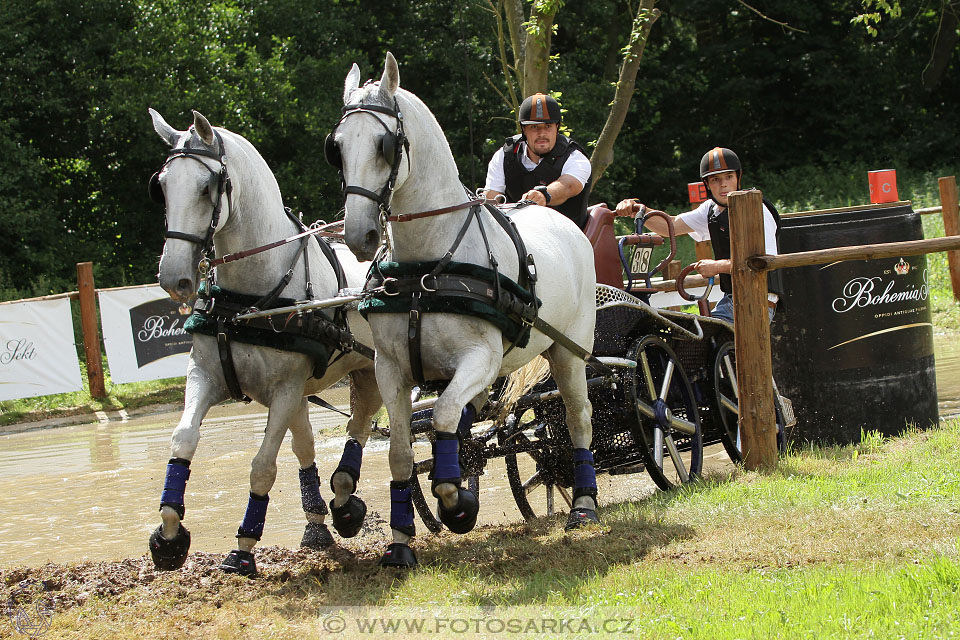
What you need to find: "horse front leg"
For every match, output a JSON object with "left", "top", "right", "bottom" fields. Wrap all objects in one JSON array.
[
  {"left": 429, "top": 349, "right": 497, "bottom": 535},
  {"left": 220, "top": 389, "right": 300, "bottom": 577},
  {"left": 329, "top": 367, "right": 381, "bottom": 539},
  {"left": 375, "top": 356, "right": 419, "bottom": 569},
  {"left": 149, "top": 354, "right": 227, "bottom": 570},
  {"left": 545, "top": 345, "right": 600, "bottom": 530}
]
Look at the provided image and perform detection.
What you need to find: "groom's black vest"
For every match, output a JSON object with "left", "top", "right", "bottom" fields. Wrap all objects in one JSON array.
[
  {"left": 705, "top": 198, "right": 784, "bottom": 298},
  {"left": 502, "top": 134, "right": 591, "bottom": 229}
]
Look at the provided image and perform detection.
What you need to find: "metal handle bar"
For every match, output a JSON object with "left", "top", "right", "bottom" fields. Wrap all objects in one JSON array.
[{"left": 675, "top": 263, "right": 716, "bottom": 318}]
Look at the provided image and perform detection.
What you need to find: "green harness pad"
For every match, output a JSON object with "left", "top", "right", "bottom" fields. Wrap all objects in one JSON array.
[
  {"left": 359, "top": 260, "right": 540, "bottom": 348},
  {"left": 184, "top": 284, "right": 332, "bottom": 379}
]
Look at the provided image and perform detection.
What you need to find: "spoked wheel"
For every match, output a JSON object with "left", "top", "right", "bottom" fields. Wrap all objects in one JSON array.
[
  {"left": 499, "top": 402, "right": 575, "bottom": 521},
  {"left": 713, "top": 341, "right": 786, "bottom": 463},
  {"left": 625, "top": 335, "right": 703, "bottom": 490}
]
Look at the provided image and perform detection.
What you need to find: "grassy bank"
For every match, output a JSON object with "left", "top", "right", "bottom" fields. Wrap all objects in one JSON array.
[{"left": 4, "top": 418, "right": 959, "bottom": 638}]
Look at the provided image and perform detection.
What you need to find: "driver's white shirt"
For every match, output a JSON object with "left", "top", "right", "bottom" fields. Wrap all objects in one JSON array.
[{"left": 483, "top": 142, "right": 591, "bottom": 194}]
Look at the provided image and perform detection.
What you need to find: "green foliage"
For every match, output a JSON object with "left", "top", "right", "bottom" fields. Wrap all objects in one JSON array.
[{"left": 0, "top": 0, "right": 956, "bottom": 294}]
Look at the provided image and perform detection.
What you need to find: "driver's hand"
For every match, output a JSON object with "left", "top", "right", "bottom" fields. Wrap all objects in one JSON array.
[
  {"left": 693, "top": 259, "right": 723, "bottom": 278},
  {"left": 521, "top": 188, "right": 548, "bottom": 207},
  {"left": 615, "top": 198, "right": 640, "bottom": 217}
]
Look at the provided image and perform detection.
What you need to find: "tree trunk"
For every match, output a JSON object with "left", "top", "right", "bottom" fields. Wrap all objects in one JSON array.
[
  {"left": 504, "top": 0, "right": 526, "bottom": 97},
  {"left": 921, "top": 1, "right": 959, "bottom": 91},
  {"left": 522, "top": 1, "right": 560, "bottom": 96},
  {"left": 590, "top": 1, "right": 661, "bottom": 184}
]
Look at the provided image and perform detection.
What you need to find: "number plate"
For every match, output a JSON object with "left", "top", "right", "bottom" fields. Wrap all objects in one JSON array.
[{"left": 630, "top": 246, "right": 653, "bottom": 275}]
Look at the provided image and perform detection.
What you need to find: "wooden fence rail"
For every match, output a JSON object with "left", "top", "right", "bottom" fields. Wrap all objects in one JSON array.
[{"left": 729, "top": 175, "right": 960, "bottom": 471}]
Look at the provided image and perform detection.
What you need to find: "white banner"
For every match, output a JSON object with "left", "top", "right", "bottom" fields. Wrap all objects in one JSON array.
[
  {"left": 99, "top": 285, "right": 193, "bottom": 384},
  {"left": 0, "top": 298, "right": 83, "bottom": 401}
]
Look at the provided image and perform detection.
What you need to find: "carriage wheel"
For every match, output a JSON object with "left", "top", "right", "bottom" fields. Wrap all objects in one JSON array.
[
  {"left": 625, "top": 335, "right": 703, "bottom": 490},
  {"left": 409, "top": 462, "right": 480, "bottom": 534},
  {"left": 499, "top": 406, "right": 574, "bottom": 521},
  {"left": 712, "top": 341, "right": 786, "bottom": 463}
]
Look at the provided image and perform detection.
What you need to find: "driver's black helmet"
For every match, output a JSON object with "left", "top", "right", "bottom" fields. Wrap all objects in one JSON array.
[
  {"left": 700, "top": 147, "right": 742, "bottom": 184},
  {"left": 519, "top": 93, "right": 561, "bottom": 125}
]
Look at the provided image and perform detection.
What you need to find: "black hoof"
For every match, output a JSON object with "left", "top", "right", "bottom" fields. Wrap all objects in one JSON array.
[
  {"left": 301, "top": 522, "right": 335, "bottom": 549},
  {"left": 149, "top": 523, "right": 191, "bottom": 571},
  {"left": 437, "top": 488, "right": 479, "bottom": 534},
  {"left": 330, "top": 495, "right": 367, "bottom": 538},
  {"left": 219, "top": 549, "right": 257, "bottom": 577},
  {"left": 379, "top": 542, "right": 418, "bottom": 569},
  {"left": 565, "top": 507, "right": 600, "bottom": 531}
]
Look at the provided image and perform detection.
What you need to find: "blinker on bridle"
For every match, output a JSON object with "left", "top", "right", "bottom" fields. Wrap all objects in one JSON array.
[
  {"left": 324, "top": 98, "right": 409, "bottom": 215},
  {"left": 149, "top": 128, "right": 232, "bottom": 259}
]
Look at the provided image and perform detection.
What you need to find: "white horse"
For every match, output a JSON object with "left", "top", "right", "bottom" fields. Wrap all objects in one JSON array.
[
  {"left": 148, "top": 108, "right": 380, "bottom": 577},
  {"left": 330, "top": 53, "right": 600, "bottom": 568}
]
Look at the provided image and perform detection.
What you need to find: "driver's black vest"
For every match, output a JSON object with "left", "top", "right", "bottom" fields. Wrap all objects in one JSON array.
[
  {"left": 502, "top": 134, "right": 592, "bottom": 228},
  {"left": 706, "top": 198, "right": 784, "bottom": 298}
]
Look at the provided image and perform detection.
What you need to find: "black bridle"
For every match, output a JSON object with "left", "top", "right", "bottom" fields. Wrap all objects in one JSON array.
[
  {"left": 324, "top": 97, "right": 409, "bottom": 217},
  {"left": 149, "top": 128, "right": 233, "bottom": 259}
]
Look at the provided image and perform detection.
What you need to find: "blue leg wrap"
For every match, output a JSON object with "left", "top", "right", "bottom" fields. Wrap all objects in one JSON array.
[
  {"left": 159, "top": 458, "right": 191, "bottom": 519},
  {"left": 298, "top": 463, "right": 328, "bottom": 516},
  {"left": 237, "top": 492, "right": 269, "bottom": 541},
  {"left": 390, "top": 481, "right": 415, "bottom": 536},
  {"left": 339, "top": 438, "right": 363, "bottom": 475},
  {"left": 457, "top": 404, "right": 477, "bottom": 438},
  {"left": 432, "top": 432, "right": 461, "bottom": 484},
  {"left": 330, "top": 438, "right": 363, "bottom": 493},
  {"left": 573, "top": 448, "right": 597, "bottom": 499}
]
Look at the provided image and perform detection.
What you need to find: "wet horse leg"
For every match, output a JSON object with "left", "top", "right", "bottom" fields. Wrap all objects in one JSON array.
[
  {"left": 428, "top": 350, "right": 497, "bottom": 534},
  {"left": 375, "top": 356, "right": 419, "bottom": 568},
  {"left": 329, "top": 368, "right": 381, "bottom": 538},
  {"left": 286, "top": 399, "right": 334, "bottom": 549},
  {"left": 150, "top": 355, "right": 227, "bottom": 570},
  {"left": 545, "top": 344, "right": 600, "bottom": 529},
  {"left": 220, "top": 388, "right": 302, "bottom": 576}
]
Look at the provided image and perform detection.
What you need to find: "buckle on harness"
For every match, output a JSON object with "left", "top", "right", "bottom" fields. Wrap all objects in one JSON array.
[
  {"left": 195, "top": 297, "right": 215, "bottom": 314},
  {"left": 382, "top": 277, "right": 400, "bottom": 296},
  {"left": 420, "top": 274, "right": 437, "bottom": 293}
]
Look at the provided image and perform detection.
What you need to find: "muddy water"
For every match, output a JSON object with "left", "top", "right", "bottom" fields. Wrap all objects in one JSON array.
[{"left": 1, "top": 331, "right": 957, "bottom": 569}]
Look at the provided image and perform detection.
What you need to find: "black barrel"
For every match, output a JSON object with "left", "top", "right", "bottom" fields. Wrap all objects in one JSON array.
[{"left": 771, "top": 203, "right": 938, "bottom": 444}]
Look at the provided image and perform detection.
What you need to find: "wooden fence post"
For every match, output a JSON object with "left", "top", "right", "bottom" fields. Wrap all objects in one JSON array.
[
  {"left": 728, "top": 190, "right": 778, "bottom": 471},
  {"left": 77, "top": 262, "right": 106, "bottom": 399},
  {"left": 939, "top": 176, "right": 960, "bottom": 303}
]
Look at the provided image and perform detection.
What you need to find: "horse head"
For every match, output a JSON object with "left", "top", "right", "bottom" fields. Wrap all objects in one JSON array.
[
  {"left": 150, "top": 108, "right": 232, "bottom": 302},
  {"left": 333, "top": 52, "right": 408, "bottom": 261}
]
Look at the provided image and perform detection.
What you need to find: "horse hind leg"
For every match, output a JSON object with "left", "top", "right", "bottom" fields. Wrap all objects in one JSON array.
[
  {"left": 329, "top": 368, "right": 381, "bottom": 539},
  {"left": 287, "top": 400, "right": 334, "bottom": 550},
  {"left": 220, "top": 389, "right": 301, "bottom": 577},
  {"left": 544, "top": 346, "right": 601, "bottom": 530}
]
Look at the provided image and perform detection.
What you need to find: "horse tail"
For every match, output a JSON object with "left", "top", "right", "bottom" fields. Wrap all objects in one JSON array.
[{"left": 494, "top": 356, "right": 552, "bottom": 423}]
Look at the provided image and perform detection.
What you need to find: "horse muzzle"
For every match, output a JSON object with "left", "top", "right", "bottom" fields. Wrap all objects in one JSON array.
[{"left": 345, "top": 222, "right": 382, "bottom": 262}]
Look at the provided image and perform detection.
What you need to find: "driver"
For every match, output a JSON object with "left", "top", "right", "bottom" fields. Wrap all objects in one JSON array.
[
  {"left": 482, "top": 93, "right": 592, "bottom": 229},
  {"left": 616, "top": 147, "right": 782, "bottom": 323}
]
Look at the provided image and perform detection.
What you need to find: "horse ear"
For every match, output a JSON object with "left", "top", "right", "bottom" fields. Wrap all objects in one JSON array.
[
  {"left": 344, "top": 63, "right": 361, "bottom": 104},
  {"left": 192, "top": 110, "right": 216, "bottom": 147},
  {"left": 149, "top": 107, "right": 180, "bottom": 147},
  {"left": 379, "top": 52, "right": 400, "bottom": 100}
]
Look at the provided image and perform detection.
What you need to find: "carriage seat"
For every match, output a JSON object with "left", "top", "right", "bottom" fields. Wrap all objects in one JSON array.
[{"left": 583, "top": 204, "right": 625, "bottom": 288}]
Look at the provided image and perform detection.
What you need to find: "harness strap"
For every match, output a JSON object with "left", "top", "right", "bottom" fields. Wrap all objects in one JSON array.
[
  {"left": 407, "top": 293, "right": 425, "bottom": 385},
  {"left": 387, "top": 198, "right": 484, "bottom": 222},
  {"left": 217, "top": 318, "right": 251, "bottom": 403}
]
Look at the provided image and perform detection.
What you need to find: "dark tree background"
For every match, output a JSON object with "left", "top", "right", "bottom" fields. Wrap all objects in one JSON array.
[{"left": 1, "top": 0, "right": 957, "bottom": 296}]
